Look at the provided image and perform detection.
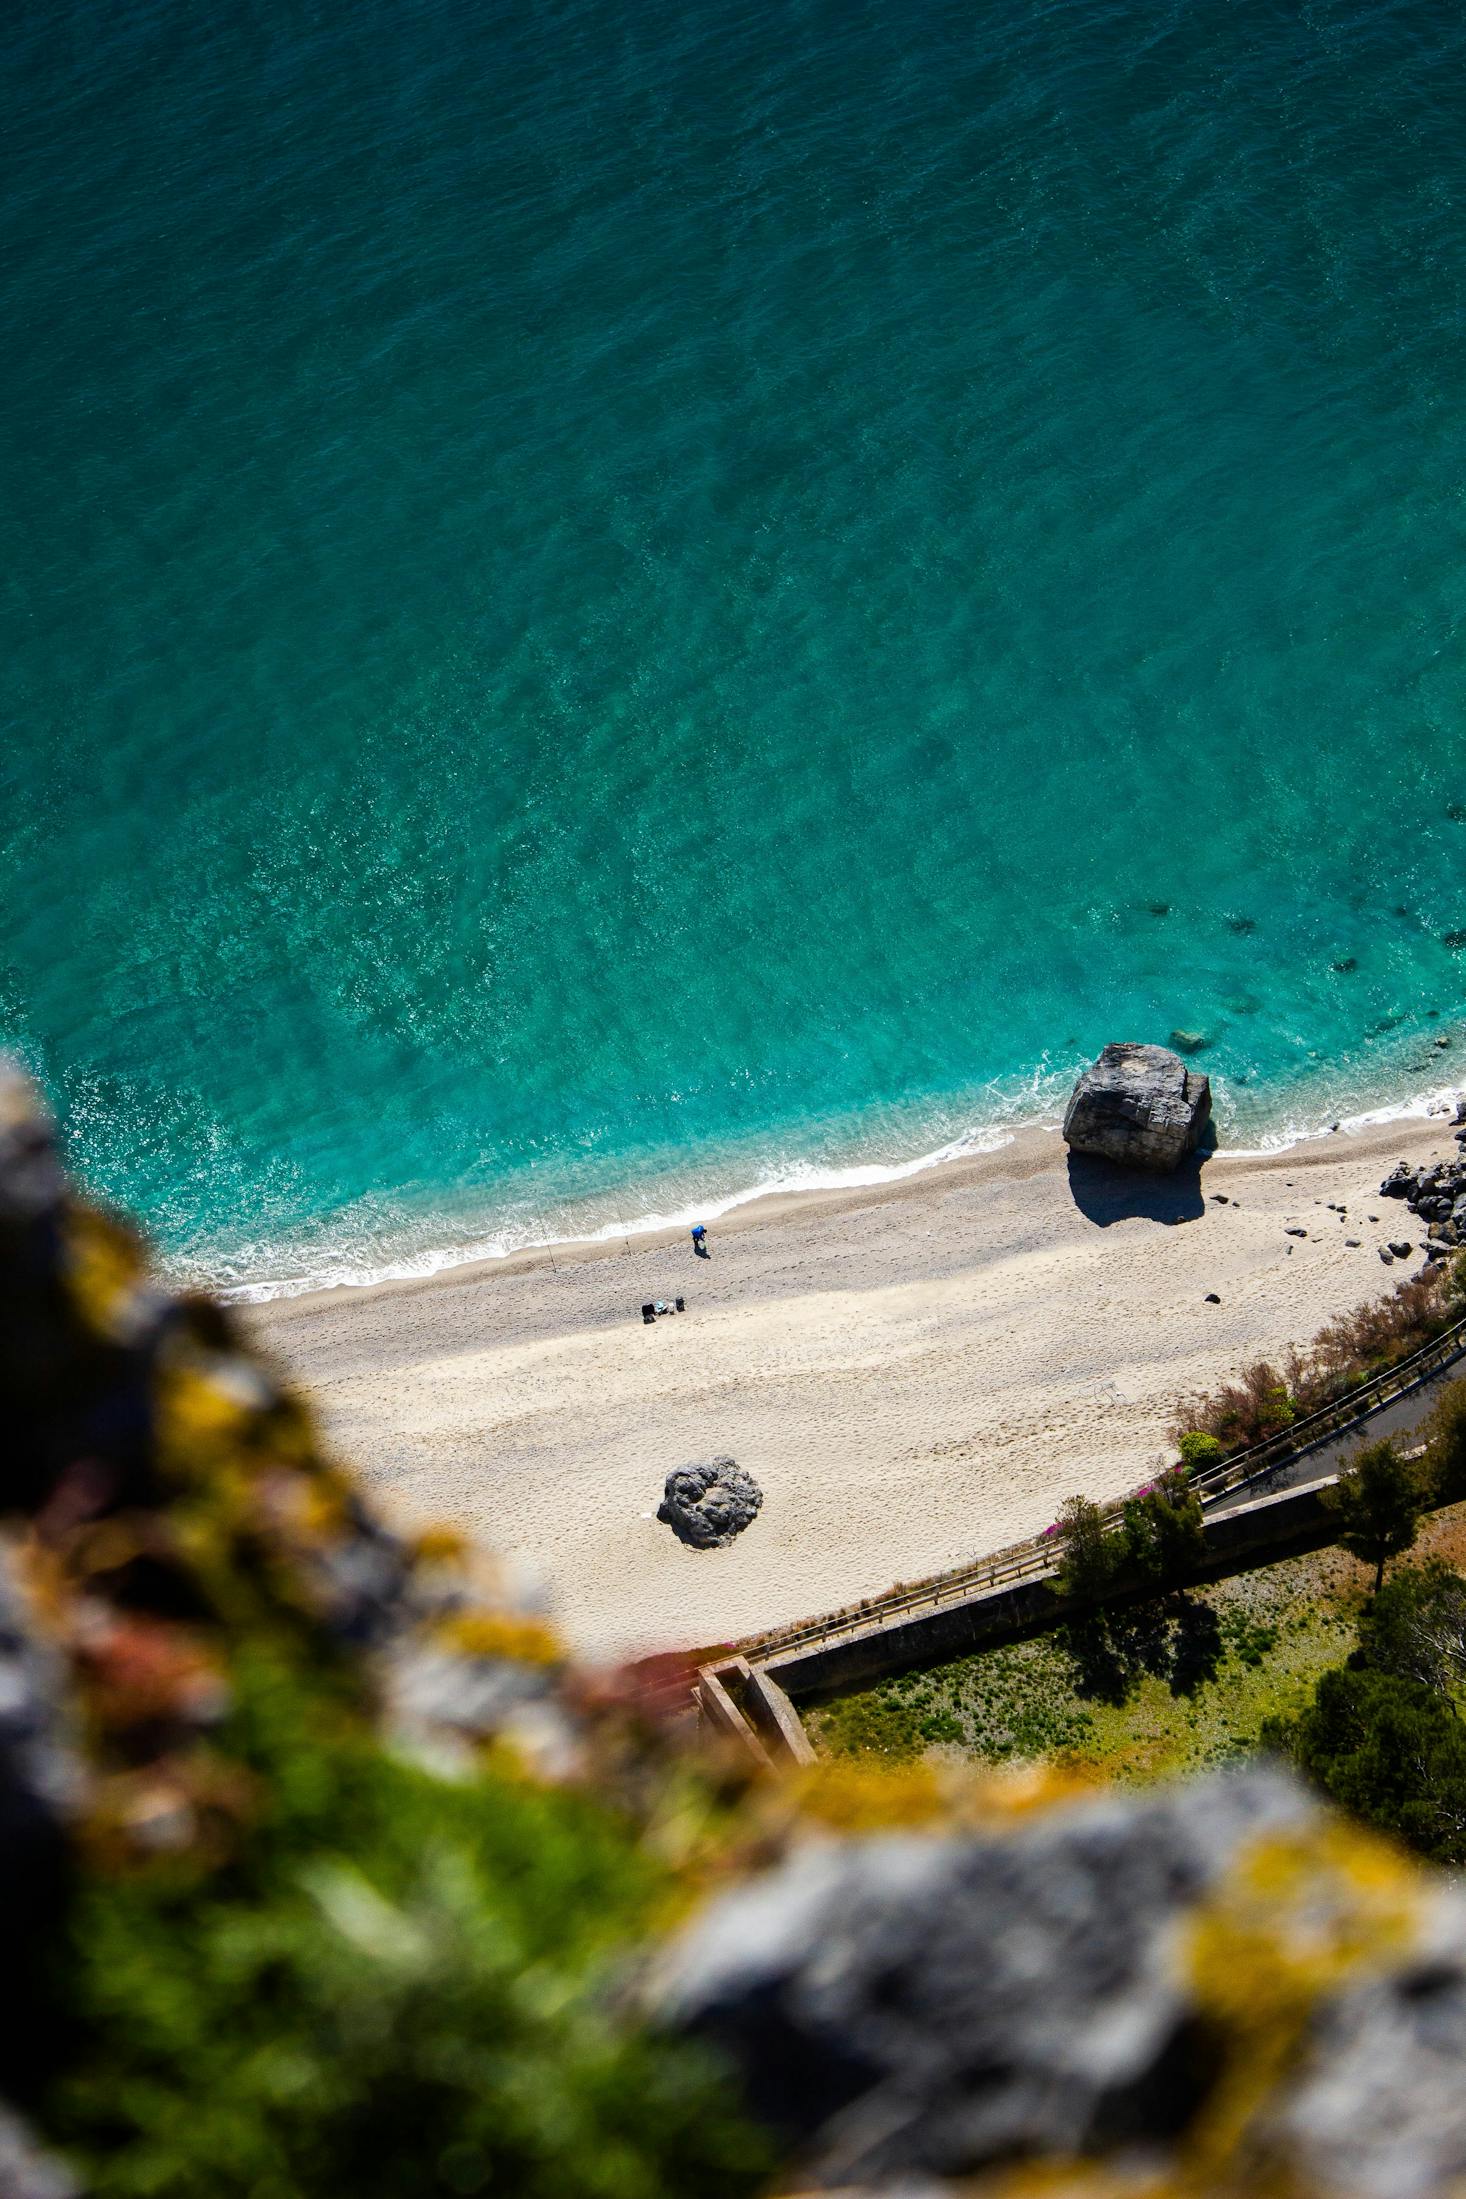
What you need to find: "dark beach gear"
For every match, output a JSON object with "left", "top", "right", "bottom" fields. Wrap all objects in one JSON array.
[{"left": 643, "top": 1297, "right": 686, "bottom": 1322}]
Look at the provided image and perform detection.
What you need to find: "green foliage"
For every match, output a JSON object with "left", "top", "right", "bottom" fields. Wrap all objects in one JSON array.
[
  {"left": 1424, "top": 1379, "right": 1466, "bottom": 1506},
  {"left": 1175, "top": 1264, "right": 1460, "bottom": 1458},
  {"left": 810, "top": 1638, "right": 1096, "bottom": 1764},
  {"left": 810, "top": 1683, "right": 931, "bottom": 1759},
  {"left": 948, "top": 1646, "right": 1097, "bottom": 1760},
  {"left": 1321, "top": 1439, "right": 1426, "bottom": 1592},
  {"left": 1120, "top": 1473, "right": 1206, "bottom": 1589},
  {"left": 815, "top": 1540, "right": 1370, "bottom": 1784},
  {"left": 1223, "top": 1614, "right": 1279, "bottom": 1668},
  {"left": 1264, "top": 1665, "right": 1466, "bottom": 1865},
  {"left": 1177, "top": 1432, "right": 1225, "bottom": 1473},
  {"left": 43, "top": 1654, "right": 768, "bottom": 2199},
  {"left": 1265, "top": 1560, "right": 1466, "bottom": 1866},
  {"left": 1052, "top": 1495, "right": 1125, "bottom": 1604},
  {"left": 1356, "top": 1560, "right": 1466, "bottom": 1702}
]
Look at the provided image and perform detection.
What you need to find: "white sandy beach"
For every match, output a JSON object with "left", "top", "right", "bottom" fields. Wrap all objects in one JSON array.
[{"left": 250, "top": 1111, "right": 1458, "bottom": 1665}]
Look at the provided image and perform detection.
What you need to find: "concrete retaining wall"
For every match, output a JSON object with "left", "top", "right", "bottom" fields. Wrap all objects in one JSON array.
[
  {"left": 744, "top": 1663, "right": 816, "bottom": 1764},
  {"left": 765, "top": 1472, "right": 1347, "bottom": 1703},
  {"left": 695, "top": 1652, "right": 817, "bottom": 1766},
  {"left": 694, "top": 1657, "right": 776, "bottom": 1769}
]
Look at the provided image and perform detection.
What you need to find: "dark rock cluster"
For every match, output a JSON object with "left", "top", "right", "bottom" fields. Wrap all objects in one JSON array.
[
  {"left": 1381, "top": 1108, "right": 1466, "bottom": 1257},
  {"left": 656, "top": 1768, "right": 1466, "bottom": 2198},
  {"left": 657, "top": 1458, "right": 763, "bottom": 1548},
  {"left": 1063, "top": 1043, "right": 1212, "bottom": 1171}
]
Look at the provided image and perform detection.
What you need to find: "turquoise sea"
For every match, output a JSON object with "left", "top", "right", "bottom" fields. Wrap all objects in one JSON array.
[{"left": 4, "top": 0, "right": 1466, "bottom": 1296}]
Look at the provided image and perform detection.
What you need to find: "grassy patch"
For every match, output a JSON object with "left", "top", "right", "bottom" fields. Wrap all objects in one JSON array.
[
  {"left": 808, "top": 1540, "right": 1381, "bottom": 1782},
  {"left": 811, "top": 1630, "right": 1096, "bottom": 1763}
]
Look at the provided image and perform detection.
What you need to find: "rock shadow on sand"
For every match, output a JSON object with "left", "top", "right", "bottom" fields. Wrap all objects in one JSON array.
[{"left": 1066, "top": 1141, "right": 1211, "bottom": 1228}]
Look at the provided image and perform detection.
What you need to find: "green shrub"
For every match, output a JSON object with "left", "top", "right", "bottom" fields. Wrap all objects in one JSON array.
[
  {"left": 43, "top": 1654, "right": 768, "bottom": 2199},
  {"left": 1177, "top": 1432, "right": 1225, "bottom": 1473},
  {"left": 1226, "top": 1617, "right": 1278, "bottom": 1668}
]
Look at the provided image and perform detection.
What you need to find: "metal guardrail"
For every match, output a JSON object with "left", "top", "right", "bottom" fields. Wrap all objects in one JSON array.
[
  {"left": 745, "top": 1309, "right": 1466, "bottom": 1666},
  {"left": 1183, "top": 1314, "right": 1466, "bottom": 1500}
]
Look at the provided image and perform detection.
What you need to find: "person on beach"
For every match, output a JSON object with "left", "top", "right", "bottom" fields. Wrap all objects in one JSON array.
[{"left": 691, "top": 1224, "right": 708, "bottom": 1257}]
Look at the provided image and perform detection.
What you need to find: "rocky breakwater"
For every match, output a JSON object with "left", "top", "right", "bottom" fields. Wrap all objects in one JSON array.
[
  {"left": 1381, "top": 1103, "right": 1466, "bottom": 1260},
  {"left": 1063, "top": 1041, "right": 1212, "bottom": 1170}
]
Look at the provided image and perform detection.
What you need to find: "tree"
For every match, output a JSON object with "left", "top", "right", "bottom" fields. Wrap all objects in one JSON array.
[
  {"left": 1321, "top": 1439, "right": 1425, "bottom": 1592},
  {"left": 1424, "top": 1378, "right": 1466, "bottom": 1507},
  {"left": 1266, "top": 1665, "right": 1466, "bottom": 1864},
  {"left": 1052, "top": 1495, "right": 1124, "bottom": 1604},
  {"left": 1357, "top": 1560, "right": 1466, "bottom": 1701},
  {"left": 1120, "top": 1472, "right": 1206, "bottom": 1589}
]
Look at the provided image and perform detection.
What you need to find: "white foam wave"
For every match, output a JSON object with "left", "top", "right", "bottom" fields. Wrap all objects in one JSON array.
[
  {"left": 1221, "top": 1080, "right": 1461, "bottom": 1158},
  {"left": 215, "top": 1117, "right": 1026, "bottom": 1305},
  {"left": 208, "top": 1063, "right": 1463, "bottom": 1307}
]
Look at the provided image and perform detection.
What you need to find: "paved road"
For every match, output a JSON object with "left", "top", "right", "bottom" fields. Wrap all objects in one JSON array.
[{"left": 1206, "top": 1352, "right": 1466, "bottom": 1515}]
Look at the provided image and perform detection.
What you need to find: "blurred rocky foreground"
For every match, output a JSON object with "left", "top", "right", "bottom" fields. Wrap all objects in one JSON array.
[{"left": 6, "top": 1056, "right": 1466, "bottom": 2198}]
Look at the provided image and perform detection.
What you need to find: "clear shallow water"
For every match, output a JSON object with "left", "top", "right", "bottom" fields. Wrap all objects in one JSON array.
[{"left": 4, "top": 0, "right": 1466, "bottom": 1296}]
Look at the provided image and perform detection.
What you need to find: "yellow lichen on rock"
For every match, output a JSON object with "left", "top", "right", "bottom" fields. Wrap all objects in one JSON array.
[{"left": 1183, "top": 1822, "right": 1421, "bottom": 2190}]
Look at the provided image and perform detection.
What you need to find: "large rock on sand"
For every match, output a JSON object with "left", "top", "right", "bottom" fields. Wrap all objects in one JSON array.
[
  {"left": 1063, "top": 1042, "right": 1211, "bottom": 1171},
  {"left": 657, "top": 1458, "right": 762, "bottom": 1549}
]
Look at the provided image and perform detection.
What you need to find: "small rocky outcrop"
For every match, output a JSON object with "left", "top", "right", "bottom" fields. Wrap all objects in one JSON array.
[
  {"left": 1381, "top": 1137, "right": 1466, "bottom": 1259},
  {"left": 657, "top": 1458, "right": 762, "bottom": 1548},
  {"left": 1063, "top": 1043, "right": 1212, "bottom": 1171}
]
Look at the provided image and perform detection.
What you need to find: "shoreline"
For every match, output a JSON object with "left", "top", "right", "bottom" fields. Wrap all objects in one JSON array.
[
  {"left": 227, "top": 1072, "right": 1464, "bottom": 1312},
  {"left": 250, "top": 1106, "right": 1462, "bottom": 1664}
]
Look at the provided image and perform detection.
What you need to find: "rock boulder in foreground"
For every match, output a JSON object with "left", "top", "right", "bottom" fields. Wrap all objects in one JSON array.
[
  {"left": 655, "top": 1767, "right": 1466, "bottom": 2197},
  {"left": 1063, "top": 1041, "right": 1211, "bottom": 1170},
  {"left": 657, "top": 1457, "right": 763, "bottom": 1548}
]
